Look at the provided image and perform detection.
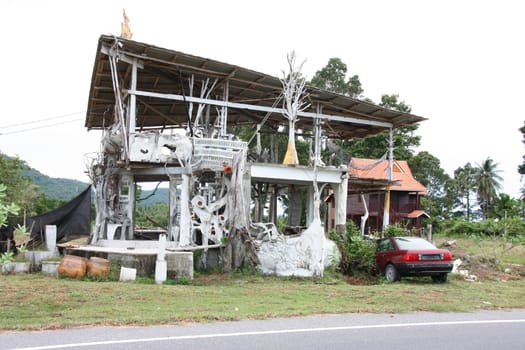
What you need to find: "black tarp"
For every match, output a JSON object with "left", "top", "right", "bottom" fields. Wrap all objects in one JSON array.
[{"left": 27, "top": 185, "right": 91, "bottom": 242}]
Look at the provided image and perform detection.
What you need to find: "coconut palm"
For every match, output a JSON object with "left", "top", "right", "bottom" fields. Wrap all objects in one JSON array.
[
  {"left": 454, "top": 163, "right": 477, "bottom": 221},
  {"left": 490, "top": 193, "right": 520, "bottom": 219},
  {"left": 475, "top": 157, "right": 503, "bottom": 219}
]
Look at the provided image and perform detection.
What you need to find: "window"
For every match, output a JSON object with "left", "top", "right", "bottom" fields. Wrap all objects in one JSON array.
[{"left": 377, "top": 239, "right": 395, "bottom": 252}]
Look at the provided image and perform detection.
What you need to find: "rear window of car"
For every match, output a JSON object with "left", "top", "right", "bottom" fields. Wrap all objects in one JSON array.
[
  {"left": 377, "top": 239, "right": 396, "bottom": 252},
  {"left": 394, "top": 238, "right": 437, "bottom": 250}
]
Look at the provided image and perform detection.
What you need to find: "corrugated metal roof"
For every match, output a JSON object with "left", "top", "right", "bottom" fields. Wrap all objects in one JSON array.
[{"left": 85, "top": 35, "right": 426, "bottom": 139}]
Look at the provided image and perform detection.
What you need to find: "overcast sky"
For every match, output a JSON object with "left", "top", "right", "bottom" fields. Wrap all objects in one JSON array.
[{"left": 0, "top": 0, "right": 523, "bottom": 197}]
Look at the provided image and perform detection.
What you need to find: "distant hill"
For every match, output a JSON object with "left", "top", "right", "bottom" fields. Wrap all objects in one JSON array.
[
  {"left": 137, "top": 187, "right": 169, "bottom": 206},
  {"left": 24, "top": 166, "right": 167, "bottom": 206},
  {"left": 23, "top": 167, "right": 90, "bottom": 201}
]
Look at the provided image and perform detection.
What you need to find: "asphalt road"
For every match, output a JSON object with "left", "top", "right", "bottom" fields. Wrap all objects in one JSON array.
[{"left": 2, "top": 310, "right": 524, "bottom": 350}]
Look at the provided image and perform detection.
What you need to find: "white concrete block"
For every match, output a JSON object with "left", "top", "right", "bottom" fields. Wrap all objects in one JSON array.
[{"left": 119, "top": 267, "right": 137, "bottom": 282}]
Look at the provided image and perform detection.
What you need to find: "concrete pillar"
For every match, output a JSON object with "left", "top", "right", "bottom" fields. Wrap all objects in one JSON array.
[
  {"left": 334, "top": 172, "right": 348, "bottom": 232},
  {"left": 288, "top": 187, "right": 302, "bottom": 227},
  {"left": 168, "top": 176, "right": 179, "bottom": 241},
  {"left": 155, "top": 234, "right": 167, "bottom": 284},
  {"left": 178, "top": 173, "right": 191, "bottom": 246},
  {"left": 45, "top": 225, "right": 57, "bottom": 253},
  {"left": 306, "top": 186, "right": 314, "bottom": 225}
]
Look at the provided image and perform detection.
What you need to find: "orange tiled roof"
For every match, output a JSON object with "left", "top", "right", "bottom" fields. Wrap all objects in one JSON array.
[
  {"left": 407, "top": 210, "right": 430, "bottom": 218},
  {"left": 349, "top": 158, "right": 427, "bottom": 194}
]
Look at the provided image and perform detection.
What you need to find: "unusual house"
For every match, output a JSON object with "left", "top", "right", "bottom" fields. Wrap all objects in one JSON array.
[{"left": 83, "top": 34, "right": 425, "bottom": 277}]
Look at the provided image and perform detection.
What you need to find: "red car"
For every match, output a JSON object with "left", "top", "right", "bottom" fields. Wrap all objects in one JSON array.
[{"left": 376, "top": 237, "right": 453, "bottom": 283}]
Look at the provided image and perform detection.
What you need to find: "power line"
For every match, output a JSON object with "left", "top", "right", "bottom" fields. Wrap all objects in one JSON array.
[
  {"left": 0, "top": 111, "right": 86, "bottom": 129},
  {"left": 0, "top": 118, "right": 84, "bottom": 136}
]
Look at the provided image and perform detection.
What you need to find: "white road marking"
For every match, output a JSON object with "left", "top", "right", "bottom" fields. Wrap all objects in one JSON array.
[{"left": 12, "top": 319, "right": 525, "bottom": 350}]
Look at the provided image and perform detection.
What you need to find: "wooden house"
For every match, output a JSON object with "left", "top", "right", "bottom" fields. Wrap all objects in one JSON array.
[{"left": 327, "top": 158, "right": 429, "bottom": 236}]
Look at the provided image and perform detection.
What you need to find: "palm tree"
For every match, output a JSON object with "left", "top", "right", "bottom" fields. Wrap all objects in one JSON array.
[
  {"left": 454, "top": 163, "right": 477, "bottom": 221},
  {"left": 475, "top": 157, "right": 503, "bottom": 219},
  {"left": 490, "top": 193, "right": 520, "bottom": 219}
]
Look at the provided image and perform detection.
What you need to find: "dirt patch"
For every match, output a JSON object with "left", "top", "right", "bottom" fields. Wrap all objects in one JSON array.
[
  {"left": 443, "top": 240, "right": 525, "bottom": 282},
  {"left": 344, "top": 275, "right": 376, "bottom": 285}
]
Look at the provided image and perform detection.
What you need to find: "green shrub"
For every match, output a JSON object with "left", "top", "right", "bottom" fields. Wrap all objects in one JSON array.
[
  {"left": 329, "top": 222, "right": 377, "bottom": 276},
  {"left": 440, "top": 218, "right": 525, "bottom": 240},
  {"left": 0, "top": 251, "right": 15, "bottom": 264},
  {"left": 502, "top": 217, "right": 525, "bottom": 239},
  {"left": 17, "top": 244, "right": 27, "bottom": 255},
  {"left": 383, "top": 224, "right": 409, "bottom": 238}
]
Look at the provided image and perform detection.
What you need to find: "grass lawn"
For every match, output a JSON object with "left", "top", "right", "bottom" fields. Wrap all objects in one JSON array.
[
  {"left": 1, "top": 236, "right": 524, "bottom": 332},
  {"left": 1, "top": 272, "right": 524, "bottom": 332}
]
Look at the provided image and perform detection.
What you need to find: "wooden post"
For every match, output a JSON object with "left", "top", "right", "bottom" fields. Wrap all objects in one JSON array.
[
  {"left": 382, "top": 128, "right": 394, "bottom": 234},
  {"left": 382, "top": 186, "right": 391, "bottom": 235}
]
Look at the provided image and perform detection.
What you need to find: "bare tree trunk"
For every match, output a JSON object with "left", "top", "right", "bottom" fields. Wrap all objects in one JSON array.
[
  {"left": 280, "top": 52, "right": 308, "bottom": 166},
  {"left": 222, "top": 226, "right": 259, "bottom": 272},
  {"left": 222, "top": 150, "right": 260, "bottom": 272},
  {"left": 283, "top": 121, "right": 299, "bottom": 165}
]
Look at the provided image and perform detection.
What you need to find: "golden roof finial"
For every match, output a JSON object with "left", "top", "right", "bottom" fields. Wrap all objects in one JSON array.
[{"left": 120, "top": 9, "right": 132, "bottom": 39}]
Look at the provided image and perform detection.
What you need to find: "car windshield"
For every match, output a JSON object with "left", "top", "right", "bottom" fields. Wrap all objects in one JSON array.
[{"left": 395, "top": 238, "right": 437, "bottom": 250}]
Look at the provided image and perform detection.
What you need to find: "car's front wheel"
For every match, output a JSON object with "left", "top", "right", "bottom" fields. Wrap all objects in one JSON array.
[
  {"left": 385, "top": 264, "right": 400, "bottom": 282},
  {"left": 431, "top": 273, "right": 448, "bottom": 283}
]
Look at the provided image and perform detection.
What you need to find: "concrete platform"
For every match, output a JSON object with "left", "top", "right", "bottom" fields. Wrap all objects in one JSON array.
[{"left": 63, "top": 244, "right": 196, "bottom": 279}]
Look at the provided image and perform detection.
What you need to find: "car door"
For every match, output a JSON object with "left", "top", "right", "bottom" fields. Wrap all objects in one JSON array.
[{"left": 376, "top": 238, "right": 396, "bottom": 271}]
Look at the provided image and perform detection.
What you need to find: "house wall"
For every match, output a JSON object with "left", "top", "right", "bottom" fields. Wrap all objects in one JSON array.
[{"left": 328, "top": 191, "right": 424, "bottom": 235}]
